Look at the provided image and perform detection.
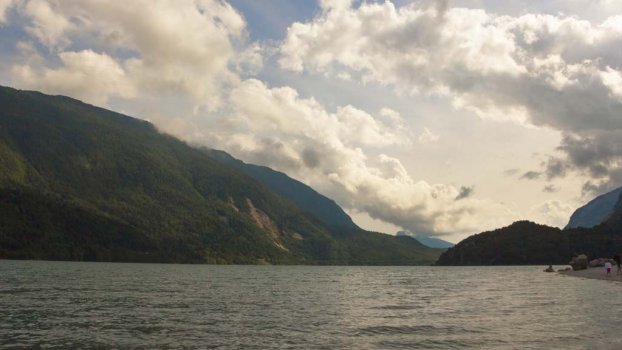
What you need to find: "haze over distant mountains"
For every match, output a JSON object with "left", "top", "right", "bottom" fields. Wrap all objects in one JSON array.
[
  {"left": 395, "top": 231, "right": 454, "bottom": 249},
  {"left": 0, "top": 86, "right": 443, "bottom": 265}
]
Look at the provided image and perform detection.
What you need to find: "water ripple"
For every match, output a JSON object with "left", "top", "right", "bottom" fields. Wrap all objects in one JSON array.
[
  {"left": 1, "top": 261, "right": 622, "bottom": 349},
  {"left": 356, "top": 324, "right": 464, "bottom": 336}
]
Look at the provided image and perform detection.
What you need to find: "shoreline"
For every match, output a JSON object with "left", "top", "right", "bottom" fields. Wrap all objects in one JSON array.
[{"left": 559, "top": 267, "right": 622, "bottom": 282}]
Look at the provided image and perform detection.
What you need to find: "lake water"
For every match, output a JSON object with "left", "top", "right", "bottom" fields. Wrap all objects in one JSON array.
[{"left": 1, "top": 261, "right": 622, "bottom": 349}]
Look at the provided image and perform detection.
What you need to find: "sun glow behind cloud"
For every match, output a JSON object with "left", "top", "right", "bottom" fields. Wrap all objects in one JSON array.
[{"left": 0, "top": 0, "right": 620, "bottom": 240}]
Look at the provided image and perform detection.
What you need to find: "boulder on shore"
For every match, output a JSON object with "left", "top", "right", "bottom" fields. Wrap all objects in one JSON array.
[
  {"left": 588, "top": 257, "right": 616, "bottom": 267},
  {"left": 589, "top": 258, "right": 605, "bottom": 267},
  {"left": 569, "top": 254, "right": 588, "bottom": 271}
]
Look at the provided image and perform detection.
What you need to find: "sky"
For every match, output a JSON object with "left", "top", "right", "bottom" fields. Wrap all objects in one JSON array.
[{"left": 0, "top": 0, "right": 621, "bottom": 242}]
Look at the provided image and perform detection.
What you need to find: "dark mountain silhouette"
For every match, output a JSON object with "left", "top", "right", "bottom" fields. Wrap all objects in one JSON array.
[{"left": 436, "top": 195, "right": 622, "bottom": 266}]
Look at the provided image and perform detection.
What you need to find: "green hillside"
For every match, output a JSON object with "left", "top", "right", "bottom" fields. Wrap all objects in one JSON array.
[{"left": 0, "top": 86, "right": 441, "bottom": 265}]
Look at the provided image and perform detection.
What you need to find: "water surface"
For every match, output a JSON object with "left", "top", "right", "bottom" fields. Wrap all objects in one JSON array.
[{"left": 1, "top": 261, "right": 621, "bottom": 349}]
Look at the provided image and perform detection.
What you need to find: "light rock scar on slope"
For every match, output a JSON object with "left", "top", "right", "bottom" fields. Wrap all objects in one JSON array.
[{"left": 245, "top": 198, "right": 289, "bottom": 251}]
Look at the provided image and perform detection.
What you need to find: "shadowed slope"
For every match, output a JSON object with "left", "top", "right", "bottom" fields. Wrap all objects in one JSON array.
[{"left": 566, "top": 187, "right": 622, "bottom": 229}]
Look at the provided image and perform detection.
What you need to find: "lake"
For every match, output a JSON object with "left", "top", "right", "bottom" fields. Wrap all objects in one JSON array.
[{"left": 1, "top": 260, "right": 621, "bottom": 349}]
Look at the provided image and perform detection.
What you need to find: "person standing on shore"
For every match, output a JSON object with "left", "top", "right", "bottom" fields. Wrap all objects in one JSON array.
[
  {"left": 605, "top": 260, "right": 612, "bottom": 276},
  {"left": 614, "top": 255, "right": 621, "bottom": 275}
]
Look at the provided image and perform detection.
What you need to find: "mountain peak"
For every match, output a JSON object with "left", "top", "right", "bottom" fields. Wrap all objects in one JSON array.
[{"left": 566, "top": 187, "right": 622, "bottom": 229}]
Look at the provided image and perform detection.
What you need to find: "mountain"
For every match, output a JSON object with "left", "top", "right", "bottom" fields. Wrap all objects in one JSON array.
[
  {"left": 435, "top": 221, "right": 565, "bottom": 265},
  {"left": 395, "top": 231, "right": 454, "bottom": 249},
  {"left": 0, "top": 86, "right": 441, "bottom": 265},
  {"left": 206, "top": 150, "right": 357, "bottom": 230},
  {"left": 566, "top": 187, "right": 622, "bottom": 229},
  {"left": 208, "top": 151, "right": 448, "bottom": 262},
  {"left": 436, "top": 212, "right": 622, "bottom": 266}
]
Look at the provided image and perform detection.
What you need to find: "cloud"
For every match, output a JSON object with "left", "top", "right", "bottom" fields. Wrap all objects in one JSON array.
[
  {"left": 543, "top": 156, "right": 569, "bottom": 179},
  {"left": 226, "top": 79, "right": 411, "bottom": 149},
  {"left": 559, "top": 132, "right": 622, "bottom": 177},
  {"left": 319, "top": 0, "right": 352, "bottom": 12},
  {"left": 527, "top": 200, "right": 574, "bottom": 228},
  {"left": 0, "top": 0, "right": 15, "bottom": 24},
  {"left": 8, "top": 0, "right": 248, "bottom": 109},
  {"left": 23, "top": 0, "right": 73, "bottom": 48},
  {"left": 503, "top": 168, "right": 520, "bottom": 176},
  {"left": 12, "top": 49, "right": 136, "bottom": 104},
  {"left": 0, "top": 0, "right": 600, "bottom": 237},
  {"left": 542, "top": 184, "right": 558, "bottom": 193},
  {"left": 279, "top": 1, "right": 622, "bottom": 190},
  {"left": 537, "top": 130, "right": 622, "bottom": 196},
  {"left": 169, "top": 79, "right": 521, "bottom": 237},
  {"left": 418, "top": 127, "right": 439, "bottom": 144},
  {"left": 521, "top": 171, "right": 541, "bottom": 180},
  {"left": 455, "top": 186, "right": 474, "bottom": 200}
]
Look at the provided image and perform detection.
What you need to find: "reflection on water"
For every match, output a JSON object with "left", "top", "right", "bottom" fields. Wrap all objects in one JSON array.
[{"left": 1, "top": 261, "right": 622, "bottom": 349}]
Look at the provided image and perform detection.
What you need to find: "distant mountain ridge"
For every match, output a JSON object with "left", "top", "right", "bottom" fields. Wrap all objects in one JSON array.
[
  {"left": 0, "top": 85, "right": 441, "bottom": 265},
  {"left": 396, "top": 231, "right": 454, "bottom": 249},
  {"left": 566, "top": 187, "right": 622, "bottom": 229}
]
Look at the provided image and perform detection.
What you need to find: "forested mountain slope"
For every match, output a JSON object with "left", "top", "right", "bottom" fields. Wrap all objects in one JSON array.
[{"left": 0, "top": 86, "right": 441, "bottom": 265}]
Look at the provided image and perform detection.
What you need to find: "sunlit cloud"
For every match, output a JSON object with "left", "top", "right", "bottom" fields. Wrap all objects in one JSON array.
[{"left": 279, "top": 1, "right": 622, "bottom": 193}]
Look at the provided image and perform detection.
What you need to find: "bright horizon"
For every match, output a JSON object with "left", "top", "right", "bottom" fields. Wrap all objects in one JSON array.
[{"left": 1, "top": 0, "right": 621, "bottom": 242}]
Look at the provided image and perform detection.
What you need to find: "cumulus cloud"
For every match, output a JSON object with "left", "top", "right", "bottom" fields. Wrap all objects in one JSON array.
[
  {"left": 9, "top": 0, "right": 247, "bottom": 108},
  {"left": 23, "top": 0, "right": 73, "bottom": 48},
  {"left": 12, "top": 49, "right": 136, "bottom": 104},
  {"left": 279, "top": 1, "right": 622, "bottom": 192},
  {"left": 175, "top": 79, "right": 521, "bottom": 236},
  {"left": 227, "top": 79, "right": 411, "bottom": 149}
]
